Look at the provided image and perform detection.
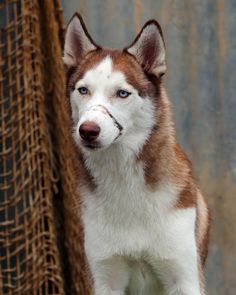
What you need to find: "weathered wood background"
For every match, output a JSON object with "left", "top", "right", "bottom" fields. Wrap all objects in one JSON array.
[{"left": 62, "top": 1, "right": 236, "bottom": 294}]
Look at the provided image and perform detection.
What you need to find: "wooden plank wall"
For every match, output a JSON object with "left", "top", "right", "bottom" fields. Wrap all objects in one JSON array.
[{"left": 62, "top": 1, "right": 236, "bottom": 294}]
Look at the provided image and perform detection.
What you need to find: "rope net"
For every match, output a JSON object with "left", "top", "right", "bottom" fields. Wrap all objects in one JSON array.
[{"left": 0, "top": 1, "right": 91, "bottom": 294}]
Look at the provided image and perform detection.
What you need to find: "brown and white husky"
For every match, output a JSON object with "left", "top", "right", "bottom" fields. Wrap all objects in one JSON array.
[{"left": 63, "top": 13, "right": 210, "bottom": 295}]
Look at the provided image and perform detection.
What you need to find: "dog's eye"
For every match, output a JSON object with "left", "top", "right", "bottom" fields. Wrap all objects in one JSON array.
[
  {"left": 78, "top": 87, "right": 88, "bottom": 95},
  {"left": 117, "top": 90, "right": 131, "bottom": 98}
]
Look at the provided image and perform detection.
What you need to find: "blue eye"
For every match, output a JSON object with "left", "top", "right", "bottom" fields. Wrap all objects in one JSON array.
[
  {"left": 78, "top": 87, "right": 88, "bottom": 95},
  {"left": 117, "top": 89, "right": 131, "bottom": 98}
]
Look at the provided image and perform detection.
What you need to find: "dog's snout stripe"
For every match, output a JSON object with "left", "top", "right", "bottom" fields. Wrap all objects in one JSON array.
[
  {"left": 106, "top": 110, "right": 123, "bottom": 132},
  {"left": 96, "top": 105, "right": 123, "bottom": 140}
]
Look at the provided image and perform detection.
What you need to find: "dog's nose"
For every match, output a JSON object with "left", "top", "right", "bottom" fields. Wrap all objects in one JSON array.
[{"left": 79, "top": 121, "right": 100, "bottom": 142}]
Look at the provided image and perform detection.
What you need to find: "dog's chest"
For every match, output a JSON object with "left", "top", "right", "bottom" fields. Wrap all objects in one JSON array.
[{"left": 81, "top": 154, "right": 183, "bottom": 259}]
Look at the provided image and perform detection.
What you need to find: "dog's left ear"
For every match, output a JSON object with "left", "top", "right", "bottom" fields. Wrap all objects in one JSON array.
[
  {"left": 124, "top": 20, "right": 166, "bottom": 77},
  {"left": 63, "top": 13, "right": 99, "bottom": 67}
]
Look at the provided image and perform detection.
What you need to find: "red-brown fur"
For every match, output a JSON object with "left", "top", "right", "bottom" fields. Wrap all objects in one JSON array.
[
  {"left": 67, "top": 48, "right": 210, "bottom": 268},
  {"left": 65, "top": 15, "right": 210, "bottom": 288}
]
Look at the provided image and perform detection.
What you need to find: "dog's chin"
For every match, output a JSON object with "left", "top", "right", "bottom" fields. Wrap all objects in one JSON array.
[
  {"left": 75, "top": 136, "right": 119, "bottom": 153},
  {"left": 79, "top": 139, "right": 113, "bottom": 152},
  {"left": 81, "top": 141, "right": 102, "bottom": 151}
]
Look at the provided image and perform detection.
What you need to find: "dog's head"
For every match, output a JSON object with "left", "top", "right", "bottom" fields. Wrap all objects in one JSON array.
[{"left": 63, "top": 13, "right": 166, "bottom": 153}]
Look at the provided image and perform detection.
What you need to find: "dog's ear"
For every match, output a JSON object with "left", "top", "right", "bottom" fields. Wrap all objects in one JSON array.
[
  {"left": 124, "top": 20, "right": 166, "bottom": 77},
  {"left": 63, "top": 13, "right": 99, "bottom": 67}
]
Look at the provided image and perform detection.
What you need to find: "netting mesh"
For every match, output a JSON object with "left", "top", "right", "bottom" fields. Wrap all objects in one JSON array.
[{"left": 0, "top": 1, "right": 91, "bottom": 294}]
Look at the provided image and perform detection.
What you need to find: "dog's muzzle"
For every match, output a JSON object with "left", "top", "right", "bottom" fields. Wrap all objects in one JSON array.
[{"left": 90, "top": 105, "right": 123, "bottom": 141}]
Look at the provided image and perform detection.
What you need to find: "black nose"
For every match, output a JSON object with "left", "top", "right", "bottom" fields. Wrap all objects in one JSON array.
[{"left": 79, "top": 121, "right": 100, "bottom": 142}]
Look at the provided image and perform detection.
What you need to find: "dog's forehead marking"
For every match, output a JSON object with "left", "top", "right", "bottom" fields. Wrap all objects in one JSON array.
[
  {"left": 95, "top": 56, "right": 112, "bottom": 75},
  {"left": 84, "top": 56, "right": 113, "bottom": 83},
  {"left": 80, "top": 56, "right": 126, "bottom": 89}
]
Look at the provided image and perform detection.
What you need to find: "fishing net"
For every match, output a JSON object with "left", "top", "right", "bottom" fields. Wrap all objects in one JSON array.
[{"left": 0, "top": 1, "right": 91, "bottom": 294}]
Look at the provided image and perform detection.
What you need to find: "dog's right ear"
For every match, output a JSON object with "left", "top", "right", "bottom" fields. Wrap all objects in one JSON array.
[{"left": 63, "top": 13, "right": 99, "bottom": 67}]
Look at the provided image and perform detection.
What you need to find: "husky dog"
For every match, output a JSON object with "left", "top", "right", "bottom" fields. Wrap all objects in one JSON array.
[{"left": 63, "top": 13, "right": 210, "bottom": 295}]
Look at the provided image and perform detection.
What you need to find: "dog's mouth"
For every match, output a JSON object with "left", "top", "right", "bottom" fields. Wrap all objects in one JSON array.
[{"left": 81, "top": 141, "right": 102, "bottom": 150}]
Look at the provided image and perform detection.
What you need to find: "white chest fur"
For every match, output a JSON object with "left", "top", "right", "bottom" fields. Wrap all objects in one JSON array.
[
  {"left": 80, "top": 147, "right": 201, "bottom": 294},
  {"left": 82, "top": 149, "right": 194, "bottom": 255}
]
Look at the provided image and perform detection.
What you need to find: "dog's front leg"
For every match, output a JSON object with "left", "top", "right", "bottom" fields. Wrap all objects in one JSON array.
[
  {"left": 89, "top": 257, "right": 130, "bottom": 295},
  {"left": 150, "top": 253, "right": 203, "bottom": 295}
]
